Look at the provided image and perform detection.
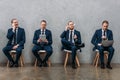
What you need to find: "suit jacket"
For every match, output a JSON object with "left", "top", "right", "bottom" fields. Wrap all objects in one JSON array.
[
  {"left": 91, "top": 28, "right": 113, "bottom": 50},
  {"left": 33, "top": 29, "right": 52, "bottom": 46},
  {"left": 6, "top": 27, "right": 26, "bottom": 49},
  {"left": 60, "top": 29, "right": 81, "bottom": 45}
]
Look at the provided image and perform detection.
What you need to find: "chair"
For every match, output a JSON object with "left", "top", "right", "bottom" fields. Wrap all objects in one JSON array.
[
  {"left": 64, "top": 49, "right": 80, "bottom": 68},
  {"left": 7, "top": 50, "right": 24, "bottom": 67},
  {"left": 34, "top": 50, "right": 51, "bottom": 67},
  {"left": 93, "top": 50, "right": 108, "bottom": 67}
]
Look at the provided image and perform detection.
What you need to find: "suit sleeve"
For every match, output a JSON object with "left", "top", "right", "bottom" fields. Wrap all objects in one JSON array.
[
  {"left": 76, "top": 31, "right": 81, "bottom": 44},
  {"left": 109, "top": 30, "right": 113, "bottom": 40},
  {"left": 18, "top": 29, "right": 26, "bottom": 46},
  {"left": 47, "top": 31, "right": 52, "bottom": 45},
  {"left": 7, "top": 29, "right": 15, "bottom": 40},
  {"left": 91, "top": 30, "right": 98, "bottom": 46},
  {"left": 33, "top": 31, "right": 39, "bottom": 45},
  {"left": 60, "top": 31, "right": 66, "bottom": 38}
]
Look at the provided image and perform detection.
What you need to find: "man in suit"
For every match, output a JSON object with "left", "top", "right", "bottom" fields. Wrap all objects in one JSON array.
[
  {"left": 91, "top": 20, "right": 114, "bottom": 69},
  {"left": 60, "top": 21, "right": 82, "bottom": 69},
  {"left": 32, "top": 20, "right": 53, "bottom": 67},
  {"left": 3, "top": 18, "right": 26, "bottom": 67}
]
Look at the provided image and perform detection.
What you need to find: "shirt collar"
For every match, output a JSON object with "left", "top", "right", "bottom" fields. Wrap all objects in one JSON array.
[
  {"left": 102, "top": 29, "right": 107, "bottom": 32},
  {"left": 41, "top": 29, "right": 46, "bottom": 32},
  {"left": 16, "top": 27, "right": 18, "bottom": 30},
  {"left": 69, "top": 29, "right": 74, "bottom": 32}
]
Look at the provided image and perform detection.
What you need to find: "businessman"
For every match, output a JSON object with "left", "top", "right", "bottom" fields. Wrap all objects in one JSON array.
[
  {"left": 32, "top": 20, "right": 53, "bottom": 67},
  {"left": 91, "top": 20, "right": 114, "bottom": 69},
  {"left": 3, "top": 18, "right": 26, "bottom": 67},
  {"left": 60, "top": 21, "right": 82, "bottom": 69}
]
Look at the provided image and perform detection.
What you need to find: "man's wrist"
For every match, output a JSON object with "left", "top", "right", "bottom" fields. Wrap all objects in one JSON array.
[
  {"left": 98, "top": 43, "right": 102, "bottom": 46},
  {"left": 16, "top": 44, "right": 19, "bottom": 47}
]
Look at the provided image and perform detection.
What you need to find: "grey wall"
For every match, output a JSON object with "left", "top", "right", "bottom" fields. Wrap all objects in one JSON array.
[{"left": 0, "top": 0, "right": 120, "bottom": 63}]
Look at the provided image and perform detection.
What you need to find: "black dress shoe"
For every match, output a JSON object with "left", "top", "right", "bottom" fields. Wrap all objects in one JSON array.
[
  {"left": 101, "top": 63, "right": 105, "bottom": 69},
  {"left": 38, "top": 62, "right": 42, "bottom": 67},
  {"left": 43, "top": 62, "right": 48, "bottom": 67},
  {"left": 72, "top": 64, "right": 77, "bottom": 69},
  {"left": 38, "top": 61, "right": 42, "bottom": 67},
  {"left": 9, "top": 62, "right": 14, "bottom": 67},
  {"left": 14, "top": 64, "right": 19, "bottom": 67},
  {"left": 106, "top": 64, "right": 112, "bottom": 69}
]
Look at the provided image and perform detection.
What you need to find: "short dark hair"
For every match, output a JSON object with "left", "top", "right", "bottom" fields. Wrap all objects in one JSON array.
[
  {"left": 41, "top": 20, "right": 47, "bottom": 24},
  {"left": 102, "top": 20, "right": 109, "bottom": 25},
  {"left": 68, "top": 21, "right": 74, "bottom": 25},
  {"left": 11, "top": 18, "right": 17, "bottom": 23}
]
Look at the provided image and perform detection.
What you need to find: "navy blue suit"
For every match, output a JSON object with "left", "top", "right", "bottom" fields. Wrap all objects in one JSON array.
[
  {"left": 91, "top": 29, "right": 114, "bottom": 63},
  {"left": 32, "top": 29, "right": 53, "bottom": 62},
  {"left": 60, "top": 29, "right": 81, "bottom": 64},
  {"left": 3, "top": 27, "right": 26, "bottom": 64}
]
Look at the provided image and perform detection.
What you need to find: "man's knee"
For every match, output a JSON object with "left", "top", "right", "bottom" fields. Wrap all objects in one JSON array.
[
  {"left": 45, "top": 47, "right": 53, "bottom": 54},
  {"left": 2, "top": 47, "right": 6, "bottom": 53},
  {"left": 32, "top": 46, "right": 38, "bottom": 53},
  {"left": 71, "top": 46, "right": 77, "bottom": 50},
  {"left": 97, "top": 46, "right": 104, "bottom": 52},
  {"left": 2, "top": 47, "right": 9, "bottom": 53},
  {"left": 16, "top": 48, "right": 22, "bottom": 54},
  {"left": 108, "top": 47, "right": 114, "bottom": 53}
]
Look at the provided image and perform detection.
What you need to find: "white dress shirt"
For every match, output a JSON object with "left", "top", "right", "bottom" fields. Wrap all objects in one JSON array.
[{"left": 69, "top": 30, "right": 74, "bottom": 43}]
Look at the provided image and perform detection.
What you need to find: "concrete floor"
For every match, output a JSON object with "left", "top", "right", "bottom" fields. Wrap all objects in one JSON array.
[{"left": 0, "top": 64, "right": 120, "bottom": 80}]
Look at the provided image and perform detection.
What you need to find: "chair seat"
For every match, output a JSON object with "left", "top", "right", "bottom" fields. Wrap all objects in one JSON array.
[
  {"left": 64, "top": 49, "right": 80, "bottom": 53},
  {"left": 10, "top": 50, "right": 16, "bottom": 53},
  {"left": 38, "top": 50, "right": 46, "bottom": 53},
  {"left": 95, "top": 49, "right": 108, "bottom": 53},
  {"left": 64, "top": 49, "right": 72, "bottom": 53}
]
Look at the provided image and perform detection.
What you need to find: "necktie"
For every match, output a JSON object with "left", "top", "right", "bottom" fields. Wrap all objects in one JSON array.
[
  {"left": 103, "top": 30, "right": 106, "bottom": 36},
  {"left": 70, "top": 31, "right": 73, "bottom": 43},
  {"left": 42, "top": 30, "right": 44, "bottom": 35},
  {"left": 14, "top": 29, "right": 16, "bottom": 45}
]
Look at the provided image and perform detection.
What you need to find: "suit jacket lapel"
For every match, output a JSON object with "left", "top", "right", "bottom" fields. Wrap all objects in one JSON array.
[
  {"left": 106, "top": 29, "right": 109, "bottom": 38},
  {"left": 99, "top": 29, "right": 102, "bottom": 38},
  {"left": 67, "top": 30, "right": 70, "bottom": 40},
  {"left": 17, "top": 27, "right": 20, "bottom": 42}
]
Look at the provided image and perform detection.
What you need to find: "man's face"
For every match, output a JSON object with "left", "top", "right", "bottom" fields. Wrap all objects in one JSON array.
[
  {"left": 40, "top": 22, "right": 46, "bottom": 29},
  {"left": 68, "top": 22, "right": 74, "bottom": 30},
  {"left": 12, "top": 20, "right": 19, "bottom": 28},
  {"left": 102, "top": 23, "right": 108, "bottom": 31}
]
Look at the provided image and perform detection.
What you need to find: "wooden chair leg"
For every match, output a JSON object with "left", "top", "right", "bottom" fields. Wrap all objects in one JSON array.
[
  {"left": 104, "top": 53, "right": 108, "bottom": 64},
  {"left": 93, "top": 53, "right": 98, "bottom": 66},
  {"left": 64, "top": 52, "right": 69, "bottom": 68},
  {"left": 21, "top": 55, "right": 25, "bottom": 65},
  {"left": 34, "top": 59, "right": 37, "bottom": 67},
  {"left": 7, "top": 61, "right": 9, "bottom": 67},
  {"left": 20, "top": 56, "right": 23, "bottom": 67},
  {"left": 105, "top": 53, "right": 108, "bottom": 59},
  {"left": 95, "top": 54, "right": 99, "bottom": 67},
  {"left": 47, "top": 59, "right": 51, "bottom": 67},
  {"left": 76, "top": 56, "right": 80, "bottom": 67}
]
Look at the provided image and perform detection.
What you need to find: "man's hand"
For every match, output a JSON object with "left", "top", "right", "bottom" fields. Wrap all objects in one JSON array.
[
  {"left": 43, "top": 39, "right": 48, "bottom": 43},
  {"left": 37, "top": 38, "right": 42, "bottom": 43},
  {"left": 102, "top": 36, "right": 107, "bottom": 40},
  {"left": 12, "top": 26, "right": 16, "bottom": 32},
  {"left": 74, "top": 34, "right": 77, "bottom": 39},
  {"left": 12, "top": 45, "right": 19, "bottom": 50},
  {"left": 65, "top": 25, "right": 69, "bottom": 31}
]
